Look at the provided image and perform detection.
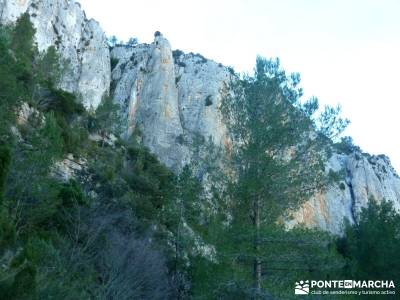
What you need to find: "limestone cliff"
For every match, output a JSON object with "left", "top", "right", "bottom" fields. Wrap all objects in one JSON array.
[
  {"left": 1, "top": 0, "right": 399, "bottom": 234},
  {"left": 112, "top": 34, "right": 400, "bottom": 234},
  {"left": 288, "top": 153, "right": 400, "bottom": 233},
  {"left": 0, "top": 0, "right": 110, "bottom": 109},
  {"left": 111, "top": 34, "right": 232, "bottom": 172}
]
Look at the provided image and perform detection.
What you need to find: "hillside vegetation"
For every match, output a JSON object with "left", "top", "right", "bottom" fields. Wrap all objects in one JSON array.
[{"left": 0, "top": 15, "right": 399, "bottom": 300}]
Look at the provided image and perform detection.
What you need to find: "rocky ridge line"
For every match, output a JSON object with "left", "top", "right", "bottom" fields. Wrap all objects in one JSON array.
[
  {"left": 1, "top": 0, "right": 399, "bottom": 234},
  {"left": 112, "top": 34, "right": 400, "bottom": 234}
]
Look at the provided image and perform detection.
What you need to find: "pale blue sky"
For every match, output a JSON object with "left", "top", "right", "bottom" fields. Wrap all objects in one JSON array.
[{"left": 79, "top": 0, "right": 400, "bottom": 171}]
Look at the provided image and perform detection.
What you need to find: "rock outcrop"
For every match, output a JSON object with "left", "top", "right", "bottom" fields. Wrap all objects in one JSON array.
[
  {"left": 0, "top": 0, "right": 110, "bottom": 109},
  {"left": 53, "top": 154, "right": 87, "bottom": 183},
  {"left": 289, "top": 153, "right": 400, "bottom": 234},
  {"left": 111, "top": 33, "right": 232, "bottom": 171},
  {"left": 112, "top": 34, "right": 400, "bottom": 233},
  {"left": 1, "top": 0, "right": 399, "bottom": 234}
]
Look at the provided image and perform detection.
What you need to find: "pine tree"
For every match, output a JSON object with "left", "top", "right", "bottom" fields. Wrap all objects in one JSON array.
[
  {"left": 6, "top": 112, "right": 64, "bottom": 232},
  {"left": 0, "top": 25, "right": 21, "bottom": 140},
  {"left": 11, "top": 13, "right": 36, "bottom": 92},
  {"left": 0, "top": 145, "right": 10, "bottom": 204},
  {"left": 219, "top": 57, "right": 340, "bottom": 298},
  {"left": 93, "top": 96, "right": 122, "bottom": 138}
]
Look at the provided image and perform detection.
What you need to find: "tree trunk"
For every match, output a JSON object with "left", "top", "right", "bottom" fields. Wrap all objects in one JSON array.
[
  {"left": 175, "top": 193, "right": 184, "bottom": 300},
  {"left": 253, "top": 196, "right": 262, "bottom": 298}
]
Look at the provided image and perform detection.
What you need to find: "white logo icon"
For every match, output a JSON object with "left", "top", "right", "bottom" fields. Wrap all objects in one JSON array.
[
  {"left": 344, "top": 280, "right": 353, "bottom": 288},
  {"left": 295, "top": 280, "right": 310, "bottom": 295}
]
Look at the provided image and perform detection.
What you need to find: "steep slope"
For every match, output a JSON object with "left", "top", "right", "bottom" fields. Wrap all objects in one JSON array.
[
  {"left": 289, "top": 153, "right": 400, "bottom": 233},
  {"left": 0, "top": 0, "right": 110, "bottom": 109},
  {"left": 1, "top": 0, "right": 399, "bottom": 234},
  {"left": 112, "top": 34, "right": 400, "bottom": 233},
  {"left": 111, "top": 34, "right": 189, "bottom": 171},
  {"left": 111, "top": 34, "right": 232, "bottom": 172}
]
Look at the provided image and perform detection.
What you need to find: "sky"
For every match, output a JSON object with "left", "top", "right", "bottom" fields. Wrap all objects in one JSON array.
[{"left": 79, "top": 0, "right": 400, "bottom": 172}]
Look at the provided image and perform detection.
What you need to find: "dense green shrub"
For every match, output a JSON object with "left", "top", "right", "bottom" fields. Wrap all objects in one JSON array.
[
  {"left": 172, "top": 49, "right": 184, "bottom": 62},
  {"left": 204, "top": 95, "right": 213, "bottom": 106},
  {"left": 110, "top": 57, "right": 119, "bottom": 71},
  {"left": 11, "top": 13, "right": 36, "bottom": 92},
  {"left": 91, "top": 96, "right": 122, "bottom": 137},
  {"left": 46, "top": 88, "right": 85, "bottom": 117},
  {"left": 0, "top": 210, "right": 16, "bottom": 252},
  {"left": 0, "top": 144, "right": 11, "bottom": 201},
  {"left": 334, "top": 136, "right": 361, "bottom": 154},
  {"left": 337, "top": 200, "right": 400, "bottom": 282}
]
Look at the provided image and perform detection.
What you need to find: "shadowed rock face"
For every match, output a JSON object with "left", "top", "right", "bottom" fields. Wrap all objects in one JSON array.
[
  {"left": 0, "top": 0, "right": 110, "bottom": 109},
  {"left": 2, "top": 0, "right": 399, "bottom": 233}
]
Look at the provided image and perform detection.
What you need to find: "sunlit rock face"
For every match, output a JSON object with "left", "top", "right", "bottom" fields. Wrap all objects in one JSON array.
[
  {"left": 289, "top": 153, "right": 400, "bottom": 234},
  {"left": 1, "top": 1, "right": 399, "bottom": 233},
  {"left": 0, "top": 0, "right": 30, "bottom": 22},
  {"left": 0, "top": 0, "right": 110, "bottom": 109},
  {"left": 111, "top": 33, "right": 232, "bottom": 171},
  {"left": 112, "top": 34, "right": 400, "bottom": 232}
]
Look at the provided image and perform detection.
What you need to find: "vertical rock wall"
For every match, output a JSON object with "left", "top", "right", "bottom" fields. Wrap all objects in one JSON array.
[
  {"left": 0, "top": 0, "right": 110, "bottom": 109},
  {"left": 288, "top": 153, "right": 400, "bottom": 234},
  {"left": 111, "top": 34, "right": 231, "bottom": 171},
  {"left": 111, "top": 33, "right": 400, "bottom": 233}
]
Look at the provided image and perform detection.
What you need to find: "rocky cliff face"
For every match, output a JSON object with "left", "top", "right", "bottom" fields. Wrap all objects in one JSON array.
[
  {"left": 288, "top": 153, "right": 400, "bottom": 233},
  {"left": 0, "top": 0, "right": 110, "bottom": 109},
  {"left": 112, "top": 34, "right": 400, "bottom": 234},
  {"left": 2, "top": 0, "right": 399, "bottom": 234},
  {"left": 111, "top": 34, "right": 232, "bottom": 172}
]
